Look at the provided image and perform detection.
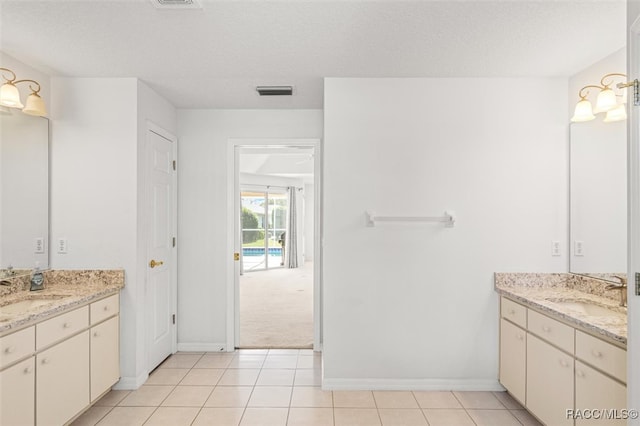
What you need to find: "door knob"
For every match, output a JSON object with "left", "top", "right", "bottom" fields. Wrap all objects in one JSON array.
[{"left": 150, "top": 259, "right": 164, "bottom": 268}]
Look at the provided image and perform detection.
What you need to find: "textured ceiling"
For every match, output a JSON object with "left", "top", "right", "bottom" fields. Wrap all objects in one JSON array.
[{"left": 0, "top": 0, "right": 626, "bottom": 109}]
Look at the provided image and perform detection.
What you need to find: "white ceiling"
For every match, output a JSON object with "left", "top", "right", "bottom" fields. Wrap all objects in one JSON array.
[{"left": 0, "top": 0, "right": 627, "bottom": 109}]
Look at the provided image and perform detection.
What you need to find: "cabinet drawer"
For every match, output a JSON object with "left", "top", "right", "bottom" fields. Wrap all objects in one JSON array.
[
  {"left": 0, "top": 326, "right": 35, "bottom": 369},
  {"left": 576, "top": 331, "right": 626, "bottom": 383},
  {"left": 575, "top": 361, "right": 626, "bottom": 425},
  {"left": 528, "top": 309, "right": 574, "bottom": 353},
  {"left": 501, "top": 297, "right": 526, "bottom": 328},
  {"left": 36, "top": 306, "right": 89, "bottom": 350},
  {"left": 91, "top": 294, "right": 119, "bottom": 325}
]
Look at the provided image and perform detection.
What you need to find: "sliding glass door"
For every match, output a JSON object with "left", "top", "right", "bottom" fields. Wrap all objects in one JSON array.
[{"left": 241, "top": 187, "right": 287, "bottom": 272}]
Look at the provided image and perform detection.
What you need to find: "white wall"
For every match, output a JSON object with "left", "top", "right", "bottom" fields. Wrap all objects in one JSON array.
[
  {"left": 304, "top": 183, "right": 315, "bottom": 261},
  {"left": 322, "top": 78, "right": 568, "bottom": 389},
  {"left": 50, "top": 77, "right": 176, "bottom": 388},
  {"left": 176, "top": 109, "right": 323, "bottom": 350}
]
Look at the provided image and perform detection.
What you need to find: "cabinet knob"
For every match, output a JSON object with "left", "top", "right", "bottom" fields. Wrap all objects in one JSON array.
[
  {"left": 24, "top": 366, "right": 32, "bottom": 374},
  {"left": 4, "top": 346, "right": 14, "bottom": 354},
  {"left": 576, "top": 370, "right": 585, "bottom": 378},
  {"left": 103, "top": 306, "right": 109, "bottom": 311},
  {"left": 591, "top": 350, "right": 603, "bottom": 358},
  {"left": 93, "top": 331, "right": 100, "bottom": 337},
  {"left": 41, "top": 358, "right": 50, "bottom": 365},
  {"left": 559, "top": 359, "right": 569, "bottom": 368},
  {"left": 509, "top": 309, "right": 516, "bottom": 315},
  {"left": 516, "top": 333, "right": 524, "bottom": 341},
  {"left": 542, "top": 326, "right": 551, "bottom": 333},
  {"left": 63, "top": 322, "right": 71, "bottom": 329}
]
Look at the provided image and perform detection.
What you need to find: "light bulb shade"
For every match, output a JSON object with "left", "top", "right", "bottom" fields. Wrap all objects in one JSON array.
[
  {"left": 0, "top": 82, "right": 23, "bottom": 108},
  {"left": 22, "top": 92, "right": 47, "bottom": 116},
  {"left": 595, "top": 87, "right": 617, "bottom": 112},
  {"left": 571, "top": 99, "right": 595, "bottom": 122},
  {"left": 603, "top": 104, "right": 627, "bottom": 123}
]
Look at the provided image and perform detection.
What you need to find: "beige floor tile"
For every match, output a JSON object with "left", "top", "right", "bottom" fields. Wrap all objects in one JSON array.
[
  {"left": 373, "top": 391, "right": 419, "bottom": 409},
  {"left": 248, "top": 386, "right": 293, "bottom": 407},
  {"left": 95, "top": 390, "right": 131, "bottom": 407},
  {"left": 452, "top": 391, "right": 504, "bottom": 409},
  {"left": 290, "top": 387, "right": 333, "bottom": 407},
  {"left": 192, "top": 407, "right": 245, "bottom": 426},
  {"left": 240, "top": 407, "right": 289, "bottom": 426},
  {"left": 161, "top": 385, "right": 214, "bottom": 407},
  {"left": 159, "top": 353, "right": 203, "bottom": 369},
  {"left": 413, "top": 391, "right": 462, "bottom": 409},
  {"left": 269, "top": 349, "right": 300, "bottom": 355},
  {"left": 205, "top": 386, "right": 254, "bottom": 407},
  {"left": 377, "top": 409, "right": 428, "bottom": 426},
  {"left": 238, "top": 349, "right": 269, "bottom": 355},
  {"left": 145, "top": 368, "right": 190, "bottom": 385},
  {"left": 180, "top": 368, "right": 225, "bottom": 385},
  {"left": 143, "top": 407, "right": 200, "bottom": 426},
  {"left": 297, "top": 356, "right": 322, "bottom": 369},
  {"left": 294, "top": 369, "right": 322, "bottom": 386},
  {"left": 493, "top": 391, "right": 524, "bottom": 409},
  {"left": 119, "top": 385, "right": 174, "bottom": 407},
  {"left": 229, "top": 355, "right": 267, "bottom": 369},
  {"left": 219, "top": 368, "right": 261, "bottom": 386},
  {"left": 334, "top": 408, "right": 381, "bottom": 426},
  {"left": 287, "top": 407, "right": 334, "bottom": 426},
  {"left": 71, "top": 406, "right": 112, "bottom": 425},
  {"left": 95, "top": 407, "right": 155, "bottom": 426},
  {"left": 195, "top": 354, "right": 235, "bottom": 369},
  {"left": 422, "top": 409, "right": 475, "bottom": 426},
  {"left": 263, "top": 355, "right": 299, "bottom": 369},
  {"left": 257, "top": 369, "right": 296, "bottom": 386},
  {"left": 333, "top": 391, "right": 376, "bottom": 408},
  {"left": 510, "top": 409, "right": 544, "bottom": 426},
  {"left": 467, "top": 409, "right": 522, "bottom": 426}
]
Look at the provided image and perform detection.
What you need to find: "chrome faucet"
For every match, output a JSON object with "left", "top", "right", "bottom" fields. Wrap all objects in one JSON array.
[
  {"left": 605, "top": 275, "right": 627, "bottom": 307},
  {"left": 0, "top": 265, "right": 15, "bottom": 279}
]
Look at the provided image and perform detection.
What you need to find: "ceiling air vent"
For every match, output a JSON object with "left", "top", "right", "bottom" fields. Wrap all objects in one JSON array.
[
  {"left": 151, "top": 0, "right": 202, "bottom": 9},
  {"left": 256, "top": 86, "right": 294, "bottom": 96}
]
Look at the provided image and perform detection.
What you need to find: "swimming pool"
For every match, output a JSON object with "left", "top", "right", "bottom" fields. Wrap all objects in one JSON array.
[{"left": 242, "top": 247, "right": 283, "bottom": 257}]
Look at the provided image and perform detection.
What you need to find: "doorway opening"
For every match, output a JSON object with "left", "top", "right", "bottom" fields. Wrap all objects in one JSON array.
[{"left": 230, "top": 141, "right": 320, "bottom": 350}]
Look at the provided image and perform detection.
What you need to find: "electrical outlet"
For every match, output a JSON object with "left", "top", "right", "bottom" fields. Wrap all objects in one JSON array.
[
  {"left": 552, "top": 241, "right": 561, "bottom": 256},
  {"left": 574, "top": 240, "right": 584, "bottom": 256},
  {"left": 57, "top": 238, "right": 67, "bottom": 254},
  {"left": 34, "top": 237, "right": 45, "bottom": 254}
]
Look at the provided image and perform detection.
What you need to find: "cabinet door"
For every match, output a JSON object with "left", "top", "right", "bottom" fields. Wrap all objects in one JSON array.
[
  {"left": 527, "top": 334, "right": 574, "bottom": 426},
  {"left": 37, "top": 331, "right": 89, "bottom": 426},
  {"left": 0, "top": 357, "right": 35, "bottom": 426},
  {"left": 499, "top": 318, "right": 526, "bottom": 404},
  {"left": 575, "top": 361, "right": 627, "bottom": 425},
  {"left": 91, "top": 316, "right": 120, "bottom": 401}
]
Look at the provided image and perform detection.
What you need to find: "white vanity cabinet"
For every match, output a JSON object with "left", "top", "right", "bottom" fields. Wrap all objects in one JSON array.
[
  {"left": 0, "top": 292, "right": 120, "bottom": 426},
  {"left": 499, "top": 296, "right": 627, "bottom": 426}
]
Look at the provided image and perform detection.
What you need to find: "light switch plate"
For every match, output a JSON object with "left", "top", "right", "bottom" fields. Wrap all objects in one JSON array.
[{"left": 57, "top": 238, "right": 67, "bottom": 254}]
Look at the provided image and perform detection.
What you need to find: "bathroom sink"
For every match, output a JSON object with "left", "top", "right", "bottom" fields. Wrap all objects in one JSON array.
[
  {"left": 546, "top": 299, "right": 624, "bottom": 317},
  {"left": 0, "top": 295, "right": 67, "bottom": 315}
]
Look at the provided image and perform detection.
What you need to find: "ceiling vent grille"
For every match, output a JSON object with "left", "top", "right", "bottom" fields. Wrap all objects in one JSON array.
[
  {"left": 151, "top": 0, "right": 202, "bottom": 9},
  {"left": 256, "top": 86, "right": 294, "bottom": 96}
]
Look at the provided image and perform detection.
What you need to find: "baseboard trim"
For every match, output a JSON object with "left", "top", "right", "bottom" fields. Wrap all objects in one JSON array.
[
  {"left": 177, "top": 342, "right": 228, "bottom": 352},
  {"left": 113, "top": 372, "right": 149, "bottom": 390},
  {"left": 321, "top": 378, "right": 505, "bottom": 391}
]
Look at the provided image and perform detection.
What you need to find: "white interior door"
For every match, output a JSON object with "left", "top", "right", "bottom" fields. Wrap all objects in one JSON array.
[{"left": 147, "top": 126, "right": 177, "bottom": 371}]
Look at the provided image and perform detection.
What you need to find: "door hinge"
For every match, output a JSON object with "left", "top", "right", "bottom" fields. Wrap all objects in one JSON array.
[
  {"left": 234, "top": 252, "right": 240, "bottom": 261},
  {"left": 172, "top": 314, "right": 176, "bottom": 325},
  {"left": 172, "top": 160, "right": 176, "bottom": 171},
  {"left": 172, "top": 237, "right": 176, "bottom": 247},
  {"left": 635, "top": 272, "right": 640, "bottom": 296}
]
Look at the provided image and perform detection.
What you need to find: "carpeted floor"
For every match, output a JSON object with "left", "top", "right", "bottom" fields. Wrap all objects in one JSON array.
[{"left": 239, "top": 261, "right": 314, "bottom": 349}]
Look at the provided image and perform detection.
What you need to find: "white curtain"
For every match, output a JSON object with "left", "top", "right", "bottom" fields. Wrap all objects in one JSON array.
[{"left": 286, "top": 187, "right": 298, "bottom": 268}]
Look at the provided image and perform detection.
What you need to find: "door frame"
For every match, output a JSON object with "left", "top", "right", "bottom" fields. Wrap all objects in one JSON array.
[
  {"left": 627, "top": 14, "right": 640, "bottom": 423},
  {"left": 144, "top": 121, "right": 178, "bottom": 371},
  {"left": 226, "top": 137, "right": 323, "bottom": 351}
]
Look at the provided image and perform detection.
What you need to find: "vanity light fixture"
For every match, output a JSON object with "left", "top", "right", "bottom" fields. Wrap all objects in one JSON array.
[
  {"left": 571, "top": 73, "right": 638, "bottom": 123},
  {"left": 0, "top": 67, "right": 47, "bottom": 117}
]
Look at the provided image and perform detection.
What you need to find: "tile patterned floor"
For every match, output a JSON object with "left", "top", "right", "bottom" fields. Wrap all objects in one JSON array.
[{"left": 71, "top": 350, "right": 543, "bottom": 426}]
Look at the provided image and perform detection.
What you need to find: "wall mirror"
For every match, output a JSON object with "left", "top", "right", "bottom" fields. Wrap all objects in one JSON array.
[
  {"left": 0, "top": 110, "right": 49, "bottom": 275},
  {"left": 569, "top": 120, "right": 626, "bottom": 281}
]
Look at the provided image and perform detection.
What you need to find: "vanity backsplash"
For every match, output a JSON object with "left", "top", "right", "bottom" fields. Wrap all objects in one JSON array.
[{"left": 0, "top": 269, "right": 124, "bottom": 297}]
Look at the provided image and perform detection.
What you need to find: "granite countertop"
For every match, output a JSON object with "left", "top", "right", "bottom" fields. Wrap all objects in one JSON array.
[
  {"left": 495, "top": 273, "right": 626, "bottom": 346},
  {"left": 0, "top": 270, "right": 124, "bottom": 336}
]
